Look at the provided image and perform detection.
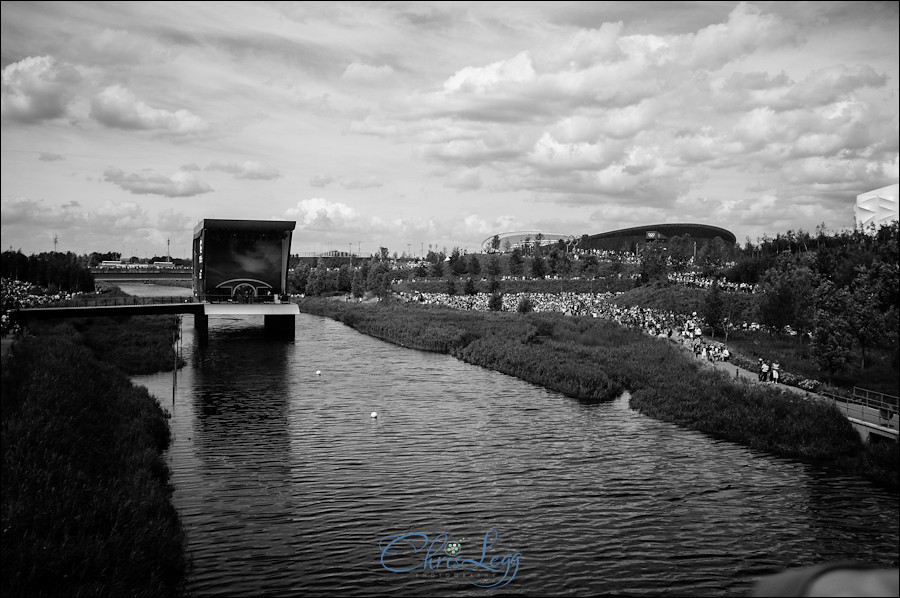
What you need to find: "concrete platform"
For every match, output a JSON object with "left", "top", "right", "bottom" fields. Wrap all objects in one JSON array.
[{"left": 203, "top": 303, "right": 300, "bottom": 316}]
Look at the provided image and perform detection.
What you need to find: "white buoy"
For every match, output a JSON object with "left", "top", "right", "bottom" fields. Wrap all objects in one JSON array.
[
  {"left": 316, "top": 370, "right": 321, "bottom": 376},
  {"left": 371, "top": 411, "right": 378, "bottom": 418}
]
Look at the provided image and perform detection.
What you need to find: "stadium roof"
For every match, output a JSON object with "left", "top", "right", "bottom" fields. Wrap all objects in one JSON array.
[{"left": 581, "top": 223, "right": 735, "bottom": 251}]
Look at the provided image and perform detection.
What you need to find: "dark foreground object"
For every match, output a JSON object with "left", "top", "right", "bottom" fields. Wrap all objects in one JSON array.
[{"left": 1, "top": 332, "right": 186, "bottom": 597}]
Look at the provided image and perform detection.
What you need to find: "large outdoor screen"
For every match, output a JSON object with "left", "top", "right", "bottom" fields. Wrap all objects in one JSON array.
[{"left": 202, "top": 232, "right": 284, "bottom": 293}]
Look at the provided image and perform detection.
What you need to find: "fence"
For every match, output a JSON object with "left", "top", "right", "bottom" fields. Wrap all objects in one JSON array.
[
  {"left": 20, "top": 296, "right": 198, "bottom": 309},
  {"left": 822, "top": 387, "right": 899, "bottom": 431}
]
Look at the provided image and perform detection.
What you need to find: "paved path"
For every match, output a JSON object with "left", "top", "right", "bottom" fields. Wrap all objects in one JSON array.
[{"left": 676, "top": 336, "right": 820, "bottom": 400}]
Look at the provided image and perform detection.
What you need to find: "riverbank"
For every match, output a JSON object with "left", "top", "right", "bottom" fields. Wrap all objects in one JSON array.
[
  {"left": 0, "top": 315, "right": 187, "bottom": 596},
  {"left": 297, "top": 296, "right": 898, "bottom": 489}
]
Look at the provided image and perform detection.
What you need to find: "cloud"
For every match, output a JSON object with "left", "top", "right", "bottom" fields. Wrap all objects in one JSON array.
[
  {"left": 309, "top": 174, "right": 334, "bottom": 187},
  {"left": 157, "top": 209, "right": 192, "bottom": 231},
  {"left": 103, "top": 167, "right": 213, "bottom": 197},
  {"left": 1, "top": 56, "right": 82, "bottom": 123},
  {"left": 0, "top": 196, "right": 148, "bottom": 230},
  {"left": 205, "top": 160, "right": 281, "bottom": 180},
  {"left": 0, "top": 197, "right": 82, "bottom": 226},
  {"left": 286, "top": 198, "right": 362, "bottom": 230},
  {"left": 443, "top": 168, "right": 483, "bottom": 191},
  {"left": 340, "top": 176, "right": 384, "bottom": 189},
  {"left": 90, "top": 85, "right": 209, "bottom": 134},
  {"left": 341, "top": 61, "right": 396, "bottom": 84},
  {"left": 443, "top": 51, "right": 536, "bottom": 93},
  {"left": 39, "top": 152, "right": 65, "bottom": 161}
]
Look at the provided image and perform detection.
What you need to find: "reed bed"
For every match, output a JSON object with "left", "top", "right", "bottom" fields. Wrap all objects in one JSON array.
[{"left": 1, "top": 322, "right": 186, "bottom": 596}]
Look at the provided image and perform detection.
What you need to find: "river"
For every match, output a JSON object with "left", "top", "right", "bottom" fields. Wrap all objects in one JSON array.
[{"left": 124, "top": 285, "right": 899, "bottom": 596}]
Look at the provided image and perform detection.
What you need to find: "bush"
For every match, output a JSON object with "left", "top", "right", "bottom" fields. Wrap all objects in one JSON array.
[
  {"left": 517, "top": 295, "right": 534, "bottom": 313},
  {"left": 488, "top": 292, "right": 504, "bottom": 311}
]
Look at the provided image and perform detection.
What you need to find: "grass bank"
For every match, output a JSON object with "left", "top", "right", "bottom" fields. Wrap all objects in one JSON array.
[
  {"left": 1, "top": 318, "right": 186, "bottom": 596},
  {"left": 297, "top": 296, "right": 897, "bottom": 489}
]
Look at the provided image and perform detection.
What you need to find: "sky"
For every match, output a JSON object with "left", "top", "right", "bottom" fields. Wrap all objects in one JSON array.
[{"left": 2, "top": 1, "right": 898, "bottom": 259}]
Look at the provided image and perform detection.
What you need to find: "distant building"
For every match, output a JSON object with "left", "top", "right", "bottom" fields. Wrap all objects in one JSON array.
[
  {"left": 193, "top": 219, "right": 295, "bottom": 301},
  {"left": 580, "top": 223, "right": 736, "bottom": 253},
  {"left": 480, "top": 232, "right": 575, "bottom": 253},
  {"left": 855, "top": 184, "right": 899, "bottom": 231}
]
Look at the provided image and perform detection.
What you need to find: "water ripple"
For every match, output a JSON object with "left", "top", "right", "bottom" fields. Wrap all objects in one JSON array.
[{"left": 128, "top": 312, "right": 899, "bottom": 597}]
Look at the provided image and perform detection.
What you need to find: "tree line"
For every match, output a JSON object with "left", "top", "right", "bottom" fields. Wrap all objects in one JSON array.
[{"left": 1, "top": 250, "right": 95, "bottom": 293}]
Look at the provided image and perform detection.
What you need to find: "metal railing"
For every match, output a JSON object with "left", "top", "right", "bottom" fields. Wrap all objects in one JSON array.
[
  {"left": 18, "top": 295, "right": 198, "bottom": 309},
  {"left": 822, "top": 387, "right": 899, "bottom": 430}
]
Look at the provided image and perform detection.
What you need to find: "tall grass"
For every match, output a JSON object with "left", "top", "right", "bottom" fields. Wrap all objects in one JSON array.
[
  {"left": 29, "top": 315, "right": 185, "bottom": 375},
  {"left": 297, "top": 297, "right": 896, "bottom": 488},
  {"left": 1, "top": 334, "right": 186, "bottom": 597}
]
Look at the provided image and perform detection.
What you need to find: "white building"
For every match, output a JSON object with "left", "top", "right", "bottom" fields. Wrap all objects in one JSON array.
[{"left": 855, "top": 183, "right": 899, "bottom": 230}]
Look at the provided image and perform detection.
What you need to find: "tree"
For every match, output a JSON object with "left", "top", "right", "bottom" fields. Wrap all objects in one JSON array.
[
  {"left": 450, "top": 247, "right": 467, "bottom": 275},
  {"left": 463, "top": 277, "right": 476, "bottom": 295},
  {"left": 486, "top": 255, "right": 501, "bottom": 277},
  {"left": 811, "top": 281, "right": 854, "bottom": 383},
  {"left": 517, "top": 295, "right": 534, "bottom": 313},
  {"left": 758, "top": 254, "right": 820, "bottom": 336},
  {"left": 703, "top": 280, "right": 726, "bottom": 337},
  {"left": 337, "top": 264, "right": 352, "bottom": 292},
  {"left": 351, "top": 268, "right": 364, "bottom": 298},
  {"left": 430, "top": 258, "right": 444, "bottom": 278},
  {"left": 847, "top": 264, "right": 894, "bottom": 370},
  {"left": 467, "top": 253, "right": 481, "bottom": 276},
  {"left": 556, "top": 251, "right": 572, "bottom": 278},
  {"left": 367, "top": 262, "right": 392, "bottom": 299},
  {"left": 445, "top": 277, "right": 457, "bottom": 296},
  {"left": 508, "top": 248, "right": 524, "bottom": 277},
  {"left": 530, "top": 255, "right": 547, "bottom": 279},
  {"left": 639, "top": 243, "right": 668, "bottom": 283},
  {"left": 580, "top": 254, "right": 600, "bottom": 293},
  {"left": 305, "top": 262, "right": 327, "bottom": 296},
  {"left": 488, "top": 292, "right": 503, "bottom": 311},
  {"left": 667, "top": 235, "right": 693, "bottom": 272},
  {"left": 491, "top": 235, "right": 501, "bottom": 253}
]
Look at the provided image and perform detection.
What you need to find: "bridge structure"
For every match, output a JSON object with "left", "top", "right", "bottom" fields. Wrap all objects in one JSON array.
[
  {"left": 11, "top": 295, "right": 299, "bottom": 343},
  {"left": 14, "top": 219, "right": 299, "bottom": 343},
  {"left": 91, "top": 269, "right": 192, "bottom": 282},
  {"left": 821, "top": 388, "right": 898, "bottom": 444}
]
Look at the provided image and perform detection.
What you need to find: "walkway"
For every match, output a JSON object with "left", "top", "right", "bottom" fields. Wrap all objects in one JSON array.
[{"left": 688, "top": 338, "right": 898, "bottom": 442}]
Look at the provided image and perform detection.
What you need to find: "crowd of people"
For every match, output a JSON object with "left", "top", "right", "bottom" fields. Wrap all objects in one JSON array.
[
  {"left": 399, "top": 290, "right": 752, "bottom": 370},
  {"left": 1, "top": 278, "right": 84, "bottom": 338},
  {"left": 667, "top": 272, "right": 758, "bottom": 293},
  {"left": 402, "top": 290, "right": 730, "bottom": 339}
]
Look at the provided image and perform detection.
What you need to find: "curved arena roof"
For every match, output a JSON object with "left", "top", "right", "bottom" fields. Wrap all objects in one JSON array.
[{"left": 581, "top": 223, "right": 736, "bottom": 251}]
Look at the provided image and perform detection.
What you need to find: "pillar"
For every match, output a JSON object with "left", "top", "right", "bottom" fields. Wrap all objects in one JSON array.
[
  {"left": 264, "top": 314, "right": 295, "bottom": 340},
  {"left": 194, "top": 313, "right": 208, "bottom": 345}
]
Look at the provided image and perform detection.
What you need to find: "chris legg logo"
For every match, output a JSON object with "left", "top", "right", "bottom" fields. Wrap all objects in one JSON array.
[{"left": 379, "top": 528, "right": 521, "bottom": 589}]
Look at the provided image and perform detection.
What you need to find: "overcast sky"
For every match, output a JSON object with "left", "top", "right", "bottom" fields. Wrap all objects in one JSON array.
[{"left": 2, "top": 1, "right": 898, "bottom": 259}]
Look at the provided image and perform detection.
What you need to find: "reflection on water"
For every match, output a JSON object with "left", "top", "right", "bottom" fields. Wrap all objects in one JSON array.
[{"left": 131, "top": 309, "right": 899, "bottom": 597}]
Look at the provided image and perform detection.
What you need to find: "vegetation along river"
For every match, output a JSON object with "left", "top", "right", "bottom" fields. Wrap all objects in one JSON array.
[{"left": 126, "top": 285, "right": 899, "bottom": 596}]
